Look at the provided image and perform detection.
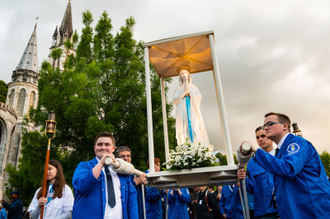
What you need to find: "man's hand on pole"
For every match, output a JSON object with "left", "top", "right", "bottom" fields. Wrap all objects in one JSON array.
[
  {"left": 237, "top": 169, "right": 246, "bottom": 180},
  {"left": 134, "top": 173, "right": 147, "bottom": 186},
  {"left": 100, "top": 153, "right": 116, "bottom": 166}
]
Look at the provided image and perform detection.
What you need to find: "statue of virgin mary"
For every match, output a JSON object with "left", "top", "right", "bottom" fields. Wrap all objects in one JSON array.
[{"left": 173, "top": 64, "right": 209, "bottom": 146}]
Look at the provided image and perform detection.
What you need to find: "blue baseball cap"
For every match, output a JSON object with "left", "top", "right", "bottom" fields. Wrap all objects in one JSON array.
[{"left": 9, "top": 191, "right": 20, "bottom": 196}]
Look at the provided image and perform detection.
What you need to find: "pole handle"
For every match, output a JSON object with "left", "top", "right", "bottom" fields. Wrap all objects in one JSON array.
[
  {"left": 40, "top": 139, "right": 51, "bottom": 219},
  {"left": 105, "top": 157, "right": 144, "bottom": 176}
]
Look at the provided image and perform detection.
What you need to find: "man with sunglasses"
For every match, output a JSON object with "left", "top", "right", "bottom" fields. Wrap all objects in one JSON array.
[
  {"left": 115, "top": 146, "right": 147, "bottom": 219},
  {"left": 240, "top": 112, "right": 330, "bottom": 219},
  {"left": 237, "top": 126, "right": 278, "bottom": 219}
]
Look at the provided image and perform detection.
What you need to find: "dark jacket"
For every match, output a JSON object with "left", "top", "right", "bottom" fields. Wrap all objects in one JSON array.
[
  {"left": 188, "top": 191, "right": 198, "bottom": 219},
  {"left": 210, "top": 191, "right": 221, "bottom": 219},
  {"left": 196, "top": 188, "right": 217, "bottom": 219},
  {"left": 3, "top": 197, "right": 23, "bottom": 219}
]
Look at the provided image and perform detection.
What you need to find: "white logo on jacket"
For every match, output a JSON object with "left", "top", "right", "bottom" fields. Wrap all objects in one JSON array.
[{"left": 287, "top": 143, "right": 300, "bottom": 155}]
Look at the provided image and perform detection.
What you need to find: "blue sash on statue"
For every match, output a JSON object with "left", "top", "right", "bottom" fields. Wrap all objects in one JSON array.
[{"left": 185, "top": 96, "right": 194, "bottom": 143}]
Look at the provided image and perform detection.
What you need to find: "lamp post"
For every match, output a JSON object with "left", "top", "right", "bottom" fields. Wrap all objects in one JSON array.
[
  {"left": 40, "top": 111, "right": 57, "bottom": 219},
  {"left": 292, "top": 122, "right": 303, "bottom": 137}
]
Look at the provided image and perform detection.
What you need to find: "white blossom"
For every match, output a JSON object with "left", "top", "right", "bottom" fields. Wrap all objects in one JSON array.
[{"left": 206, "top": 152, "right": 213, "bottom": 157}]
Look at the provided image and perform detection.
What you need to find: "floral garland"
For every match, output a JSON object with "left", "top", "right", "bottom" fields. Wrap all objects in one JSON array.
[{"left": 163, "top": 139, "right": 220, "bottom": 170}]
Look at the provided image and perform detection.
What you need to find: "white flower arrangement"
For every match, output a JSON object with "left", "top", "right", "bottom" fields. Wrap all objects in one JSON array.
[{"left": 163, "top": 139, "right": 220, "bottom": 170}]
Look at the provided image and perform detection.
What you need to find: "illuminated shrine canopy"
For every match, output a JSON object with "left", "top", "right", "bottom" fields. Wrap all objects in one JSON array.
[{"left": 145, "top": 31, "right": 214, "bottom": 78}]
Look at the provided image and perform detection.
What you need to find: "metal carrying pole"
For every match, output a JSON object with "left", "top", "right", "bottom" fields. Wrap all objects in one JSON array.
[
  {"left": 40, "top": 111, "right": 57, "bottom": 219},
  {"left": 238, "top": 186, "right": 247, "bottom": 219},
  {"left": 241, "top": 179, "right": 250, "bottom": 219},
  {"left": 236, "top": 142, "right": 253, "bottom": 219},
  {"left": 165, "top": 191, "right": 168, "bottom": 219},
  {"left": 238, "top": 180, "right": 250, "bottom": 219},
  {"left": 141, "top": 185, "right": 146, "bottom": 219}
]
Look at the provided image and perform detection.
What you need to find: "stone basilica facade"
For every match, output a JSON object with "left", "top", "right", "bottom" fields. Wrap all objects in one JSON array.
[{"left": 0, "top": 0, "right": 73, "bottom": 199}]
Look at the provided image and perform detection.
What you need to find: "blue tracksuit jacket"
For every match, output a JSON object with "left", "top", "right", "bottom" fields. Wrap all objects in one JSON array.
[
  {"left": 129, "top": 175, "right": 144, "bottom": 219},
  {"left": 145, "top": 186, "right": 163, "bottom": 219},
  {"left": 254, "top": 133, "right": 330, "bottom": 219},
  {"left": 220, "top": 185, "right": 244, "bottom": 219},
  {"left": 145, "top": 169, "right": 163, "bottom": 219},
  {"left": 168, "top": 188, "right": 190, "bottom": 219},
  {"left": 246, "top": 156, "right": 278, "bottom": 217},
  {"left": 72, "top": 157, "right": 138, "bottom": 219},
  {"left": 220, "top": 185, "right": 233, "bottom": 216}
]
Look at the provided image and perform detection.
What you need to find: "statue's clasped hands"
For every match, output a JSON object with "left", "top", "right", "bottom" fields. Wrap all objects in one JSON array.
[{"left": 183, "top": 82, "right": 190, "bottom": 97}]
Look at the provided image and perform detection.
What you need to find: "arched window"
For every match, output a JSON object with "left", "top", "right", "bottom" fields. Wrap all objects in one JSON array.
[
  {"left": 29, "top": 91, "right": 35, "bottom": 109},
  {"left": 17, "top": 88, "right": 26, "bottom": 117},
  {"left": 0, "top": 118, "right": 7, "bottom": 170},
  {"left": 8, "top": 89, "right": 15, "bottom": 107}
]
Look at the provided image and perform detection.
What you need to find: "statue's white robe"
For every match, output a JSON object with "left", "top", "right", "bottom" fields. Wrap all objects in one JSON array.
[{"left": 173, "top": 83, "right": 209, "bottom": 146}]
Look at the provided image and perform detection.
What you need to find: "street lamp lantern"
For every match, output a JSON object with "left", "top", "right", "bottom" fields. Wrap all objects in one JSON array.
[
  {"left": 292, "top": 122, "right": 303, "bottom": 137},
  {"left": 45, "top": 111, "right": 57, "bottom": 138},
  {"left": 41, "top": 111, "right": 57, "bottom": 219}
]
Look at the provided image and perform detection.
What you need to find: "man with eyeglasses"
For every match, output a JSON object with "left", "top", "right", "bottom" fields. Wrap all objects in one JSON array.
[
  {"left": 240, "top": 112, "right": 330, "bottom": 219},
  {"left": 72, "top": 132, "right": 138, "bottom": 219},
  {"left": 237, "top": 126, "right": 278, "bottom": 219},
  {"left": 115, "top": 146, "right": 147, "bottom": 219},
  {"left": 115, "top": 146, "right": 147, "bottom": 188}
]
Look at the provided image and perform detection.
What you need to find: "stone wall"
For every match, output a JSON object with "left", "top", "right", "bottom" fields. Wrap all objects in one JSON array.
[{"left": 0, "top": 102, "right": 17, "bottom": 200}]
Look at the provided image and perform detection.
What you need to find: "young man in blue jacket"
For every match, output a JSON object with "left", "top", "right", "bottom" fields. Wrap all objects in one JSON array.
[
  {"left": 72, "top": 132, "right": 138, "bottom": 219},
  {"left": 237, "top": 126, "right": 278, "bottom": 219},
  {"left": 168, "top": 188, "right": 191, "bottom": 219},
  {"left": 145, "top": 158, "right": 164, "bottom": 219},
  {"left": 241, "top": 112, "right": 330, "bottom": 219},
  {"left": 220, "top": 185, "right": 244, "bottom": 219}
]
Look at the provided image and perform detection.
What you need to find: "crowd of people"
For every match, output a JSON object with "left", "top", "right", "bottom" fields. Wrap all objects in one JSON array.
[{"left": 1, "top": 112, "right": 330, "bottom": 219}]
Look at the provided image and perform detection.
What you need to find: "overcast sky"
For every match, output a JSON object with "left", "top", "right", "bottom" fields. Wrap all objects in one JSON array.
[{"left": 1, "top": 0, "right": 330, "bottom": 157}]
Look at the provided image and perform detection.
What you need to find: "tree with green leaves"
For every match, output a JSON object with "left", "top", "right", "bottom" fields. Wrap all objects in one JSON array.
[
  {"left": 319, "top": 151, "right": 330, "bottom": 176},
  {"left": 216, "top": 153, "right": 238, "bottom": 166},
  {"left": 6, "top": 11, "right": 176, "bottom": 205},
  {"left": 0, "top": 80, "right": 8, "bottom": 103}
]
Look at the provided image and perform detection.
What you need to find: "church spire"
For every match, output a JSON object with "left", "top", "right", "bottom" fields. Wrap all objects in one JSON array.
[
  {"left": 48, "top": 0, "right": 75, "bottom": 70},
  {"left": 53, "top": 25, "right": 58, "bottom": 38},
  {"left": 59, "top": 0, "right": 73, "bottom": 44},
  {"left": 16, "top": 21, "right": 38, "bottom": 74}
]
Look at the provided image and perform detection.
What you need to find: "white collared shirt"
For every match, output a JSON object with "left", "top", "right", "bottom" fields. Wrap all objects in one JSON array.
[
  {"left": 269, "top": 149, "right": 275, "bottom": 156},
  {"left": 277, "top": 133, "right": 290, "bottom": 150},
  {"left": 96, "top": 157, "right": 123, "bottom": 219},
  {"left": 28, "top": 185, "right": 74, "bottom": 219}
]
